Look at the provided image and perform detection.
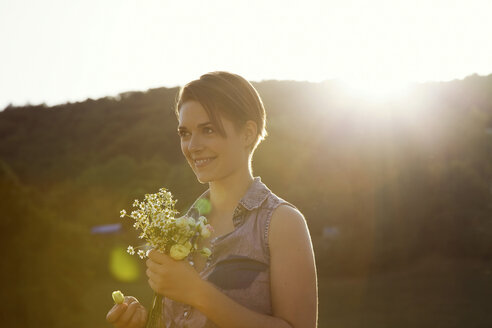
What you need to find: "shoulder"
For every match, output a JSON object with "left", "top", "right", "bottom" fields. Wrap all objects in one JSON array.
[
  {"left": 269, "top": 203, "right": 311, "bottom": 248},
  {"left": 271, "top": 203, "right": 305, "bottom": 226}
]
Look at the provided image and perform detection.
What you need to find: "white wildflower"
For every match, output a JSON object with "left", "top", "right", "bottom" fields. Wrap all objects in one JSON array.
[{"left": 120, "top": 186, "right": 213, "bottom": 263}]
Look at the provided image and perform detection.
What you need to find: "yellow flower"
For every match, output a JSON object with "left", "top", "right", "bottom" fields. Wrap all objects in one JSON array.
[
  {"left": 112, "top": 290, "right": 125, "bottom": 304},
  {"left": 170, "top": 244, "right": 191, "bottom": 260}
]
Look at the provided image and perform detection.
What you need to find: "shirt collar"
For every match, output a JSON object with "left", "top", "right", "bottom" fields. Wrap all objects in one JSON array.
[{"left": 187, "top": 176, "right": 270, "bottom": 218}]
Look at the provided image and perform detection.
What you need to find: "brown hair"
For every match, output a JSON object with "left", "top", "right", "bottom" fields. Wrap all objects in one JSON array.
[{"left": 174, "top": 71, "right": 268, "bottom": 156}]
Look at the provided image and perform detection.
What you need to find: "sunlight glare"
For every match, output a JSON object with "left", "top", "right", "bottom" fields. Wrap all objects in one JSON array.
[{"left": 340, "top": 78, "right": 410, "bottom": 101}]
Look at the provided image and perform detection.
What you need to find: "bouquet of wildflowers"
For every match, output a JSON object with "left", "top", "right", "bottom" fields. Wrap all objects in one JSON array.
[{"left": 118, "top": 187, "right": 214, "bottom": 328}]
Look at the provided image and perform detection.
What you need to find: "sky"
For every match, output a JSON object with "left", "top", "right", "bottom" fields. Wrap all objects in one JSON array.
[{"left": 1, "top": 0, "right": 491, "bottom": 110}]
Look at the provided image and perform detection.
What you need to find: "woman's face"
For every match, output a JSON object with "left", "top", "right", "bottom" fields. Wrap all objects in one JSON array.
[{"left": 177, "top": 100, "right": 248, "bottom": 184}]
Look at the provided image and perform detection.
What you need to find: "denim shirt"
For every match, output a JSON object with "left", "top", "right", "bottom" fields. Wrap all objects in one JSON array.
[{"left": 162, "top": 176, "right": 298, "bottom": 328}]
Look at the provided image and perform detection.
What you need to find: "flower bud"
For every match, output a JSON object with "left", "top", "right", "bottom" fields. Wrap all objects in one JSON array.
[
  {"left": 201, "top": 224, "right": 213, "bottom": 238},
  {"left": 175, "top": 217, "right": 188, "bottom": 229},
  {"left": 200, "top": 247, "right": 212, "bottom": 258},
  {"left": 198, "top": 216, "right": 207, "bottom": 225},
  {"left": 178, "top": 235, "right": 189, "bottom": 244},
  {"left": 112, "top": 290, "right": 125, "bottom": 304},
  {"left": 186, "top": 216, "right": 196, "bottom": 227},
  {"left": 170, "top": 244, "right": 191, "bottom": 260}
]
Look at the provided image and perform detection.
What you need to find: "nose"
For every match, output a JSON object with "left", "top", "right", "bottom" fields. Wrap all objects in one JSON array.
[{"left": 187, "top": 132, "right": 204, "bottom": 153}]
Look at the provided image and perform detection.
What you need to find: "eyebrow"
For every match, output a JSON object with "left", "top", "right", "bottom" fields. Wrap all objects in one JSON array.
[{"left": 177, "top": 121, "right": 212, "bottom": 131}]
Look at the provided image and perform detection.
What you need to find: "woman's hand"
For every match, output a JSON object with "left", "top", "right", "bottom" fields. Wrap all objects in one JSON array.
[
  {"left": 146, "top": 248, "right": 204, "bottom": 305},
  {"left": 106, "top": 296, "right": 148, "bottom": 328}
]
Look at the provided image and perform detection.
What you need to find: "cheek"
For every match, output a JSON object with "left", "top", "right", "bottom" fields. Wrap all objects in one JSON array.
[
  {"left": 224, "top": 143, "right": 244, "bottom": 163},
  {"left": 181, "top": 144, "right": 192, "bottom": 164},
  {"left": 180, "top": 142, "right": 188, "bottom": 156}
]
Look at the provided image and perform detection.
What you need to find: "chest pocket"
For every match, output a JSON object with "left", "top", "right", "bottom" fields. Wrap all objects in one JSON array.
[{"left": 207, "top": 254, "right": 268, "bottom": 290}]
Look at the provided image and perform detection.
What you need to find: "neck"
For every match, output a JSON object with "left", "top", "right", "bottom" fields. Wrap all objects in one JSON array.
[{"left": 208, "top": 168, "right": 254, "bottom": 218}]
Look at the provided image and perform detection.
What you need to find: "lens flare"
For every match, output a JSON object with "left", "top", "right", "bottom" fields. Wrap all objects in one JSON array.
[
  {"left": 195, "top": 198, "right": 212, "bottom": 215},
  {"left": 109, "top": 245, "right": 140, "bottom": 282}
]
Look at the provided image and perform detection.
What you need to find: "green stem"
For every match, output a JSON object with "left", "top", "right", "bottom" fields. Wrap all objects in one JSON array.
[{"left": 145, "top": 292, "right": 165, "bottom": 328}]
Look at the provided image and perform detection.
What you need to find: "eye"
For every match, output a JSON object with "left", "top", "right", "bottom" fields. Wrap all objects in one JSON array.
[
  {"left": 178, "top": 131, "right": 189, "bottom": 138},
  {"left": 204, "top": 127, "right": 214, "bottom": 134}
]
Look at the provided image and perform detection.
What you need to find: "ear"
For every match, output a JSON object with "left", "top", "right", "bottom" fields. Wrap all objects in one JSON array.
[{"left": 242, "top": 120, "right": 257, "bottom": 148}]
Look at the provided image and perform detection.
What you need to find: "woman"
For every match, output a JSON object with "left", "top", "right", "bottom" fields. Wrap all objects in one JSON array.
[{"left": 106, "top": 71, "right": 318, "bottom": 328}]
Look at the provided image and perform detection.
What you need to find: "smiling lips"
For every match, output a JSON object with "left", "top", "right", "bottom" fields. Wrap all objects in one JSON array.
[{"left": 193, "top": 157, "right": 216, "bottom": 168}]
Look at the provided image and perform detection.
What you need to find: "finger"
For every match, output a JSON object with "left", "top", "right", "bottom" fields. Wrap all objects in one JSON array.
[
  {"left": 146, "top": 262, "right": 164, "bottom": 276},
  {"left": 106, "top": 303, "right": 128, "bottom": 323},
  {"left": 118, "top": 299, "right": 139, "bottom": 326},
  {"left": 139, "top": 306, "right": 148, "bottom": 325},
  {"left": 148, "top": 249, "right": 175, "bottom": 265},
  {"left": 129, "top": 305, "right": 145, "bottom": 328},
  {"left": 146, "top": 268, "right": 164, "bottom": 286},
  {"left": 146, "top": 258, "right": 163, "bottom": 273},
  {"left": 147, "top": 248, "right": 167, "bottom": 264},
  {"left": 123, "top": 295, "right": 138, "bottom": 305},
  {"left": 148, "top": 278, "right": 159, "bottom": 294}
]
